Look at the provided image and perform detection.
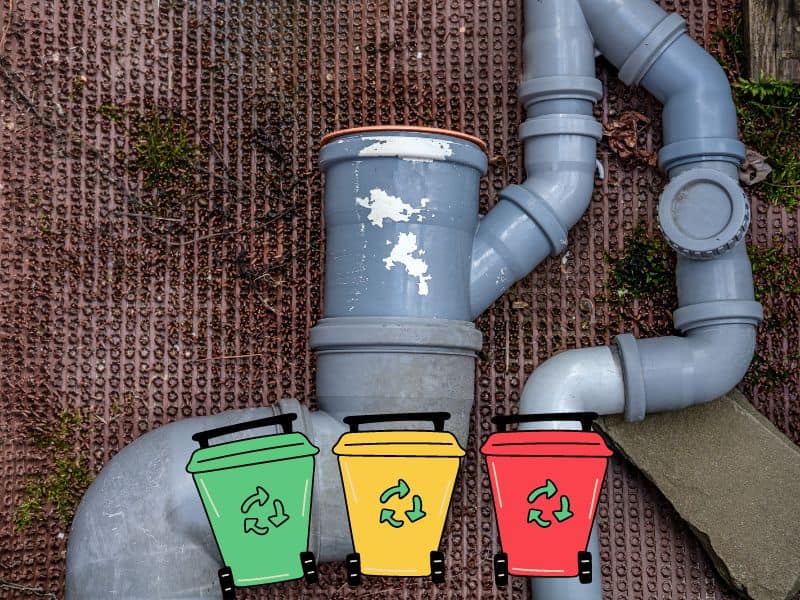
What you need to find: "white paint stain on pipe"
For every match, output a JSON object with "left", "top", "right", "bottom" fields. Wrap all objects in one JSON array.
[
  {"left": 383, "top": 232, "right": 432, "bottom": 295},
  {"left": 355, "top": 188, "right": 426, "bottom": 228},
  {"left": 358, "top": 136, "right": 453, "bottom": 162}
]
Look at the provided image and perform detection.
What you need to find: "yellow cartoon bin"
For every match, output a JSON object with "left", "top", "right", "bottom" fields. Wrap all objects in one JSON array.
[{"left": 333, "top": 412, "right": 465, "bottom": 585}]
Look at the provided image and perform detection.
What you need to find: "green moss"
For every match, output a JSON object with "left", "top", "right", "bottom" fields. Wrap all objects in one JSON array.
[
  {"left": 98, "top": 102, "right": 127, "bottom": 124},
  {"left": 748, "top": 245, "right": 800, "bottom": 298},
  {"left": 98, "top": 105, "right": 200, "bottom": 194},
  {"left": 15, "top": 410, "right": 93, "bottom": 531},
  {"left": 713, "top": 19, "right": 800, "bottom": 211},
  {"left": 744, "top": 350, "right": 800, "bottom": 391},
  {"left": 713, "top": 20, "right": 746, "bottom": 72},
  {"left": 734, "top": 78, "right": 800, "bottom": 211},
  {"left": 131, "top": 111, "right": 199, "bottom": 189},
  {"left": 14, "top": 489, "right": 44, "bottom": 531},
  {"left": 608, "top": 226, "right": 674, "bottom": 301}
]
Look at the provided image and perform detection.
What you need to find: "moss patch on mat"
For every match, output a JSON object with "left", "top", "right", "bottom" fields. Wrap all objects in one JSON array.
[{"left": 14, "top": 410, "right": 93, "bottom": 531}]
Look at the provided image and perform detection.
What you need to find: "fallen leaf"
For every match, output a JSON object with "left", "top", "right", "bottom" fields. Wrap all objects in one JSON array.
[
  {"left": 604, "top": 110, "right": 657, "bottom": 167},
  {"left": 739, "top": 148, "right": 773, "bottom": 186}
]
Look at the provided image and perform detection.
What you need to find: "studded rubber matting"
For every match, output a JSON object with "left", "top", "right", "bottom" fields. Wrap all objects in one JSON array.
[{"left": 1, "top": 0, "right": 798, "bottom": 598}]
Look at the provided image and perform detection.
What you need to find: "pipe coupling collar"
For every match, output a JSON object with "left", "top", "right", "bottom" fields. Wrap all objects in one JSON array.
[
  {"left": 618, "top": 13, "right": 686, "bottom": 86},
  {"left": 310, "top": 317, "right": 483, "bottom": 355},
  {"left": 673, "top": 299, "right": 763, "bottom": 332},
  {"left": 658, "top": 137, "right": 747, "bottom": 173},
  {"left": 518, "top": 76, "right": 603, "bottom": 108},
  {"left": 614, "top": 333, "right": 646, "bottom": 422},
  {"left": 658, "top": 168, "right": 750, "bottom": 259},
  {"left": 499, "top": 184, "right": 568, "bottom": 256},
  {"left": 519, "top": 114, "right": 603, "bottom": 141}
]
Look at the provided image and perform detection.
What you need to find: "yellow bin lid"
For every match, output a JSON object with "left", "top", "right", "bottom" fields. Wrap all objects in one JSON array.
[{"left": 333, "top": 430, "right": 465, "bottom": 458}]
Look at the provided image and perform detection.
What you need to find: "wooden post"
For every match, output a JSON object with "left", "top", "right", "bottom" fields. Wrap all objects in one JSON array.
[{"left": 744, "top": 0, "right": 800, "bottom": 81}]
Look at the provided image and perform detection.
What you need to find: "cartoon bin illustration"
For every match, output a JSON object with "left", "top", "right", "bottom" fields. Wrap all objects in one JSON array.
[
  {"left": 481, "top": 412, "right": 612, "bottom": 587},
  {"left": 186, "top": 413, "right": 320, "bottom": 599},
  {"left": 333, "top": 412, "right": 465, "bottom": 585}
]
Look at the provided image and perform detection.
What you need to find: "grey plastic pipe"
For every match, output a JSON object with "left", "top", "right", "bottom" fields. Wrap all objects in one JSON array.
[
  {"left": 520, "top": 3, "right": 762, "bottom": 599},
  {"left": 469, "top": 0, "right": 603, "bottom": 317},
  {"left": 66, "top": 2, "right": 764, "bottom": 599},
  {"left": 66, "top": 400, "right": 353, "bottom": 599}
]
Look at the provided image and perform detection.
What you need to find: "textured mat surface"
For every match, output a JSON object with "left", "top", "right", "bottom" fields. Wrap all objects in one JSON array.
[{"left": 1, "top": 0, "right": 798, "bottom": 599}]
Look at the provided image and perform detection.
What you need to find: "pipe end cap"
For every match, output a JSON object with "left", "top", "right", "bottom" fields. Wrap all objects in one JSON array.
[{"left": 658, "top": 168, "right": 749, "bottom": 259}]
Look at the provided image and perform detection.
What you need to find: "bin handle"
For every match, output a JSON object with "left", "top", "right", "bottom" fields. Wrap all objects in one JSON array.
[
  {"left": 491, "top": 412, "right": 598, "bottom": 433},
  {"left": 343, "top": 412, "right": 450, "bottom": 433},
  {"left": 191, "top": 413, "right": 297, "bottom": 448}
]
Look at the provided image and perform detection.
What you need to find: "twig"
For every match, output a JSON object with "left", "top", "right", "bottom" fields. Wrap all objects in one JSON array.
[
  {"left": 0, "top": 0, "right": 15, "bottom": 51},
  {"left": 173, "top": 209, "right": 290, "bottom": 247},
  {"left": 0, "top": 59, "right": 38, "bottom": 114},
  {"left": 190, "top": 353, "right": 263, "bottom": 362},
  {"left": 112, "top": 211, "right": 184, "bottom": 223},
  {"left": 258, "top": 296, "right": 277, "bottom": 314},
  {"left": 0, "top": 580, "right": 57, "bottom": 599}
]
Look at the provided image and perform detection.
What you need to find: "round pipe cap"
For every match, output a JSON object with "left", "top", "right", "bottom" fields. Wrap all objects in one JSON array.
[{"left": 658, "top": 168, "right": 750, "bottom": 259}]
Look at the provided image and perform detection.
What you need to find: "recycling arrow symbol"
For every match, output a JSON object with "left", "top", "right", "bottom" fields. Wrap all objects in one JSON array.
[
  {"left": 378, "top": 479, "right": 427, "bottom": 528},
  {"left": 240, "top": 485, "right": 291, "bottom": 536},
  {"left": 526, "top": 479, "right": 573, "bottom": 528}
]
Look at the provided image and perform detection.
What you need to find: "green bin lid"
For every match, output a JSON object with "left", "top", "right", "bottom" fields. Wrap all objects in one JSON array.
[{"left": 186, "top": 432, "right": 319, "bottom": 474}]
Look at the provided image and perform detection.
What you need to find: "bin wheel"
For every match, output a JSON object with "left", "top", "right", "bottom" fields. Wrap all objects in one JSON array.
[
  {"left": 493, "top": 552, "right": 509, "bottom": 587},
  {"left": 300, "top": 551, "right": 318, "bottom": 584},
  {"left": 346, "top": 552, "right": 362, "bottom": 587},
  {"left": 218, "top": 566, "right": 236, "bottom": 600},
  {"left": 430, "top": 551, "right": 445, "bottom": 584},
  {"left": 578, "top": 551, "right": 592, "bottom": 584}
]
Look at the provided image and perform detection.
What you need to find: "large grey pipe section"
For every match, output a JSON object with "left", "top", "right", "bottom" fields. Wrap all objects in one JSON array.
[
  {"left": 468, "top": 0, "right": 602, "bottom": 317},
  {"left": 66, "top": 131, "right": 490, "bottom": 598},
  {"left": 310, "top": 130, "right": 488, "bottom": 446},
  {"left": 66, "top": 400, "right": 351, "bottom": 599},
  {"left": 520, "top": 2, "right": 762, "bottom": 599}
]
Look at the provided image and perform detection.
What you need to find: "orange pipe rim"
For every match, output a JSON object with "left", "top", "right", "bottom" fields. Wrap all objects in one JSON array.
[{"left": 320, "top": 125, "right": 488, "bottom": 154}]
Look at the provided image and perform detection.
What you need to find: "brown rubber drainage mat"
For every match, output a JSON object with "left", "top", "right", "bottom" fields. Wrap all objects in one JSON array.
[{"left": 0, "top": 0, "right": 798, "bottom": 598}]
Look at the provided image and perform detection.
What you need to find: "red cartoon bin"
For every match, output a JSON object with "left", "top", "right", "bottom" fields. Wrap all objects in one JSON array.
[{"left": 481, "top": 412, "right": 612, "bottom": 586}]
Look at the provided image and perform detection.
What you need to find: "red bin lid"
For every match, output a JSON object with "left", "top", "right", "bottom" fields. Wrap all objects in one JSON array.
[{"left": 480, "top": 430, "right": 613, "bottom": 458}]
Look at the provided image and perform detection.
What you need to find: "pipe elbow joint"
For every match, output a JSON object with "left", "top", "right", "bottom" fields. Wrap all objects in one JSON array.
[
  {"left": 519, "top": 346, "right": 626, "bottom": 426},
  {"left": 468, "top": 113, "right": 601, "bottom": 317},
  {"left": 615, "top": 320, "right": 760, "bottom": 422}
]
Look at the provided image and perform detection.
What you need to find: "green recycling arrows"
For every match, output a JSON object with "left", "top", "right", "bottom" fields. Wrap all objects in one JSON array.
[
  {"left": 268, "top": 499, "right": 290, "bottom": 527},
  {"left": 405, "top": 495, "right": 426, "bottom": 523},
  {"left": 243, "top": 517, "right": 269, "bottom": 535},
  {"left": 378, "top": 479, "right": 426, "bottom": 528},
  {"left": 241, "top": 485, "right": 270, "bottom": 514},
  {"left": 526, "top": 479, "right": 574, "bottom": 528},
  {"left": 240, "top": 485, "right": 290, "bottom": 536},
  {"left": 380, "top": 479, "right": 410, "bottom": 503},
  {"left": 553, "top": 495, "right": 573, "bottom": 522},
  {"left": 380, "top": 508, "right": 404, "bottom": 528},
  {"left": 527, "top": 479, "right": 557, "bottom": 503},
  {"left": 527, "top": 507, "right": 551, "bottom": 528}
]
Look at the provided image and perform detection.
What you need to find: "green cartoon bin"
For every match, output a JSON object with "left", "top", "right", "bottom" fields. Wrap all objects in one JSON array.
[{"left": 186, "top": 413, "right": 320, "bottom": 599}]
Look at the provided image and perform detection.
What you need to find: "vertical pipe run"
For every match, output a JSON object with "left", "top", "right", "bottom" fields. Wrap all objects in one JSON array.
[
  {"left": 312, "top": 128, "right": 488, "bottom": 447},
  {"left": 469, "top": 0, "right": 603, "bottom": 317}
]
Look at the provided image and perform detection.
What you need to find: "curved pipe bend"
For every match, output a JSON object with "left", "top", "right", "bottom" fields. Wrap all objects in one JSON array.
[
  {"left": 578, "top": 0, "right": 744, "bottom": 173},
  {"left": 518, "top": 345, "right": 626, "bottom": 425},
  {"left": 616, "top": 324, "right": 757, "bottom": 419},
  {"left": 469, "top": 0, "right": 601, "bottom": 317},
  {"left": 65, "top": 402, "right": 350, "bottom": 600},
  {"left": 517, "top": 345, "right": 623, "bottom": 599}
]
